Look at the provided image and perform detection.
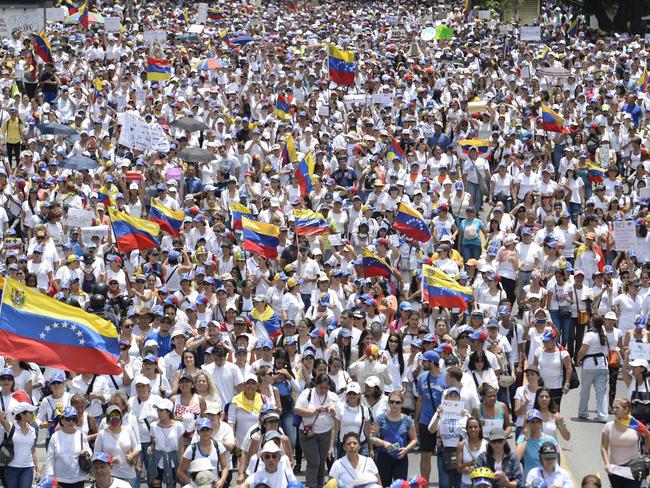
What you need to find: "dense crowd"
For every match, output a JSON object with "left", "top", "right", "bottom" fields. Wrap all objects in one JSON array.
[{"left": 0, "top": 0, "right": 649, "bottom": 488}]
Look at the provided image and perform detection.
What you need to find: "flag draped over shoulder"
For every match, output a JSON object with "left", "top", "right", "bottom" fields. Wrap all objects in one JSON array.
[
  {"left": 32, "top": 33, "right": 53, "bottom": 63},
  {"left": 0, "top": 278, "right": 121, "bottom": 374},
  {"left": 616, "top": 415, "right": 649, "bottom": 435},
  {"left": 249, "top": 305, "right": 281, "bottom": 339},
  {"left": 242, "top": 217, "right": 279, "bottom": 259},
  {"left": 230, "top": 202, "right": 253, "bottom": 230},
  {"left": 422, "top": 264, "right": 472, "bottom": 310},
  {"left": 574, "top": 243, "right": 605, "bottom": 272},
  {"left": 108, "top": 207, "right": 160, "bottom": 252},
  {"left": 294, "top": 209, "right": 329, "bottom": 236},
  {"left": 281, "top": 135, "right": 298, "bottom": 166},
  {"left": 393, "top": 202, "right": 431, "bottom": 242},
  {"left": 295, "top": 151, "right": 316, "bottom": 195},
  {"left": 362, "top": 248, "right": 393, "bottom": 278},
  {"left": 541, "top": 103, "right": 566, "bottom": 133},
  {"left": 147, "top": 57, "right": 172, "bottom": 81},
  {"left": 328, "top": 44, "right": 356, "bottom": 86},
  {"left": 149, "top": 198, "right": 184, "bottom": 237}
]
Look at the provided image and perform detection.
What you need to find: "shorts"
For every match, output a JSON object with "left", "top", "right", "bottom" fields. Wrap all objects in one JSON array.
[{"left": 418, "top": 422, "right": 437, "bottom": 453}]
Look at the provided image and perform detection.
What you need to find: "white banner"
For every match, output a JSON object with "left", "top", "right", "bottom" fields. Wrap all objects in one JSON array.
[
  {"left": 119, "top": 111, "right": 170, "bottom": 153},
  {"left": 520, "top": 26, "right": 541, "bottom": 41},
  {"left": 64, "top": 208, "right": 95, "bottom": 229},
  {"left": 630, "top": 342, "right": 650, "bottom": 360},
  {"left": 371, "top": 93, "right": 394, "bottom": 107},
  {"left": 197, "top": 3, "right": 208, "bottom": 24},
  {"left": 613, "top": 220, "right": 637, "bottom": 252},
  {"left": 104, "top": 17, "right": 121, "bottom": 33},
  {"left": 0, "top": 8, "right": 45, "bottom": 39},
  {"left": 81, "top": 225, "right": 109, "bottom": 243}
]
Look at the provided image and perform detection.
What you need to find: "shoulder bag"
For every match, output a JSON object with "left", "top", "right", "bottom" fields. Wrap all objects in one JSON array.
[
  {"left": 560, "top": 349, "right": 580, "bottom": 390},
  {"left": 0, "top": 425, "right": 15, "bottom": 466},
  {"left": 78, "top": 431, "right": 92, "bottom": 472}
]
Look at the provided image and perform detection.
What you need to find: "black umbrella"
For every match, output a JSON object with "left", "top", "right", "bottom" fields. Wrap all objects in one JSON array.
[
  {"left": 178, "top": 146, "right": 215, "bottom": 163},
  {"left": 170, "top": 117, "right": 209, "bottom": 132},
  {"left": 36, "top": 123, "right": 79, "bottom": 136},
  {"left": 61, "top": 155, "right": 99, "bottom": 171}
]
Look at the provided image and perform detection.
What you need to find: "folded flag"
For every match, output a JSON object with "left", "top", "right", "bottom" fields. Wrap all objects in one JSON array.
[
  {"left": 393, "top": 202, "right": 432, "bottom": 243},
  {"left": 295, "top": 151, "right": 316, "bottom": 195},
  {"left": 616, "top": 415, "right": 649, "bottom": 436},
  {"left": 275, "top": 95, "right": 293, "bottom": 121},
  {"left": 32, "top": 32, "right": 53, "bottom": 63},
  {"left": 0, "top": 278, "right": 120, "bottom": 374},
  {"left": 459, "top": 139, "right": 490, "bottom": 155},
  {"left": 281, "top": 135, "right": 298, "bottom": 166},
  {"left": 149, "top": 198, "right": 184, "bottom": 237},
  {"left": 147, "top": 57, "right": 172, "bottom": 81},
  {"left": 294, "top": 209, "right": 330, "bottom": 236},
  {"left": 638, "top": 66, "right": 647, "bottom": 93},
  {"left": 387, "top": 138, "right": 404, "bottom": 161},
  {"left": 541, "top": 103, "right": 566, "bottom": 133},
  {"left": 108, "top": 207, "right": 160, "bottom": 253},
  {"left": 230, "top": 202, "right": 253, "bottom": 230},
  {"left": 249, "top": 304, "right": 281, "bottom": 340},
  {"left": 422, "top": 264, "right": 473, "bottom": 310},
  {"left": 362, "top": 248, "right": 393, "bottom": 278},
  {"left": 242, "top": 216, "right": 279, "bottom": 259},
  {"left": 328, "top": 43, "right": 356, "bottom": 86},
  {"left": 585, "top": 161, "right": 605, "bottom": 183}
]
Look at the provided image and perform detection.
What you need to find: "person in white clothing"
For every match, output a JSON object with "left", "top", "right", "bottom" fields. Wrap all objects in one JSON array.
[
  {"left": 0, "top": 402, "right": 39, "bottom": 487},
  {"left": 328, "top": 431, "right": 380, "bottom": 487},
  {"left": 242, "top": 442, "right": 297, "bottom": 488},
  {"left": 91, "top": 452, "right": 132, "bottom": 488},
  {"left": 43, "top": 406, "right": 92, "bottom": 485},
  {"left": 577, "top": 316, "right": 610, "bottom": 422}
]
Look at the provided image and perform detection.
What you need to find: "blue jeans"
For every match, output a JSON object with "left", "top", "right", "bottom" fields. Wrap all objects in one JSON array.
[
  {"left": 437, "top": 449, "right": 461, "bottom": 488},
  {"left": 579, "top": 368, "right": 608, "bottom": 420},
  {"left": 4, "top": 466, "right": 34, "bottom": 488},
  {"left": 280, "top": 410, "right": 296, "bottom": 450},
  {"left": 550, "top": 310, "right": 572, "bottom": 347},
  {"left": 139, "top": 441, "right": 151, "bottom": 485},
  {"left": 466, "top": 181, "right": 482, "bottom": 212},
  {"left": 461, "top": 244, "right": 482, "bottom": 262}
]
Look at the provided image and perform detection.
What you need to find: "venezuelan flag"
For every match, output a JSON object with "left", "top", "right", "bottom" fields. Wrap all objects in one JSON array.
[
  {"left": 32, "top": 32, "right": 53, "bottom": 63},
  {"left": 637, "top": 66, "right": 647, "bottom": 93},
  {"left": 242, "top": 216, "right": 279, "bottom": 259},
  {"left": 422, "top": 264, "right": 472, "bottom": 310},
  {"left": 616, "top": 415, "right": 649, "bottom": 435},
  {"left": 78, "top": 2, "right": 90, "bottom": 29},
  {"left": 295, "top": 151, "right": 315, "bottom": 195},
  {"left": 147, "top": 57, "right": 172, "bottom": 81},
  {"left": 294, "top": 209, "right": 330, "bottom": 236},
  {"left": 97, "top": 186, "right": 113, "bottom": 207},
  {"left": 328, "top": 43, "right": 356, "bottom": 86},
  {"left": 362, "top": 248, "right": 393, "bottom": 278},
  {"left": 387, "top": 138, "right": 404, "bottom": 161},
  {"left": 575, "top": 242, "right": 605, "bottom": 272},
  {"left": 585, "top": 161, "right": 605, "bottom": 183},
  {"left": 281, "top": 135, "right": 298, "bottom": 166},
  {"left": 108, "top": 207, "right": 160, "bottom": 253},
  {"left": 149, "top": 198, "right": 184, "bottom": 237},
  {"left": 275, "top": 95, "right": 292, "bottom": 121},
  {"left": 541, "top": 103, "right": 566, "bottom": 133},
  {"left": 230, "top": 202, "right": 253, "bottom": 230},
  {"left": 393, "top": 202, "right": 432, "bottom": 243},
  {"left": 65, "top": 0, "right": 79, "bottom": 15},
  {"left": 208, "top": 8, "right": 222, "bottom": 20},
  {"left": 178, "top": 8, "right": 189, "bottom": 23},
  {"left": 566, "top": 17, "right": 579, "bottom": 36},
  {"left": 249, "top": 305, "right": 281, "bottom": 339},
  {"left": 0, "top": 278, "right": 120, "bottom": 374},
  {"left": 459, "top": 139, "right": 490, "bottom": 155},
  {"left": 464, "top": 0, "right": 471, "bottom": 17}
]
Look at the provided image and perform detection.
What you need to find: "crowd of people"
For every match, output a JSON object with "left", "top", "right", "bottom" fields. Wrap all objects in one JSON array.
[{"left": 0, "top": 0, "right": 649, "bottom": 487}]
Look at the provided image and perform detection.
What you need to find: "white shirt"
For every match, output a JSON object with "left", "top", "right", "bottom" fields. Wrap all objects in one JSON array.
[
  {"left": 7, "top": 422, "right": 35, "bottom": 468},
  {"left": 328, "top": 455, "right": 379, "bottom": 487},
  {"left": 44, "top": 430, "right": 91, "bottom": 483},
  {"left": 211, "top": 362, "right": 244, "bottom": 408},
  {"left": 295, "top": 388, "right": 339, "bottom": 434}
]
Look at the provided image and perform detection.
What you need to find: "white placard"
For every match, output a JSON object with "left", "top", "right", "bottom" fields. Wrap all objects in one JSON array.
[
  {"left": 645, "top": 34, "right": 650, "bottom": 43},
  {"left": 64, "top": 208, "right": 95, "bottom": 228},
  {"left": 478, "top": 10, "right": 490, "bottom": 20},
  {"left": 613, "top": 220, "right": 637, "bottom": 252},
  {"left": 441, "top": 399, "right": 464, "bottom": 419},
  {"left": 521, "top": 66, "right": 530, "bottom": 79},
  {"left": 46, "top": 7, "right": 65, "bottom": 22},
  {"left": 467, "top": 101, "right": 488, "bottom": 113},
  {"left": 520, "top": 26, "right": 541, "bottom": 41},
  {"left": 388, "top": 234, "right": 401, "bottom": 248},
  {"left": 119, "top": 111, "right": 170, "bottom": 153},
  {"left": 82, "top": 225, "right": 109, "bottom": 243},
  {"left": 104, "top": 17, "right": 121, "bottom": 33},
  {"left": 143, "top": 29, "right": 166, "bottom": 46},
  {"left": 371, "top": 93, "right": 394, "bottom": 107},
  {"left": 197, "top": 3, "right": 208, "bottom": 24},
  {"left": 135, "top": 88, "right": 147, "bottom": 104},
  {"left": 343, "top": 94, "right": 369, "bottom": 107},
  {"left": 318, "top": 105, "right": 330, "bottom": 117},
  {"left": 609, "top": 465, "right": 634, "bottom": 480},
  {"left": 0, "top": 8, "right": 45, "bottom": 39},
  {"left": 188, "top": 24, "right": 204, "bottom": 34},
  {"left": 387, "top": 15, "right": 399, "bottom": 24},
  {"left": 328, "top": 234, "right": 342, "bottom": 246},
  {"left": 639, "top": 187, "right": 650, "bottom": 201},
  {"left": 630, "top": 342, "right": 650, "bottom": 360}
]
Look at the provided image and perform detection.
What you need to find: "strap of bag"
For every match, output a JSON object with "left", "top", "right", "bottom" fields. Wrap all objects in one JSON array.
[
  {"left": 86, "top": 375, "right": 97, "bottom": 396},
  {"left": 358, "top": 406, "right": 365, "bottom": 439}
]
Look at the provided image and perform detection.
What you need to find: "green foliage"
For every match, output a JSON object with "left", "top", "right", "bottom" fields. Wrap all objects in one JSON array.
[{"left": 475, "top": 0, "right": 502, "bottom": 11}]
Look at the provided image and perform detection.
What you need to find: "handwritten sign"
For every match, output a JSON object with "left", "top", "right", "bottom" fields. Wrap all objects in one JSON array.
[
  {"left": 441, "top": 399, "right": 464, "bottom": 419},
  {"left": 372, "top": 93, "right": 394, "bottom": 107},
  {"left": 343, "top": 94, "right": 369, "bottom": 107},
  {"left": 520, "top": 26, "right": 541, "bottom": 41},
  {"left": 387, "top": 15, "right": 399, "bottom": 24},
  {"left": 104, "top": 17, "right": 121, "bottom": 33},
  {"left": 64, "top": 208, "right": 95, "bottom": 229},
  {"left": 328, "top": 234, "right": 342, "bottom": 247},
  {"left": 135, "top": 88, "right": 147, "bottom": 104},
  {"left": 46, "top": 7, "right": 65, "bottom": 22},
  {"left": 119, "top": 111, "right": 170, "bottom": 153},
  {"left": 0, "top": 8, "right": 45, "bottom": 39},
  {"left": 630, "top": 343, "right": 650, "bottom": 361},
  {"left": 82, "top": 225, "right": 109, "bottom": 243},
  {"left": 612, "top": 220, "right": 637, "bottom": 252},
  {"left": 143, "top": 29, "right": 167, "bottom": 46},
  {"left": 188, "top": 24, "right": 204, "bottom": 34},
  {"left": 639, "top": 187, "right": 650, "bottom": 201}
]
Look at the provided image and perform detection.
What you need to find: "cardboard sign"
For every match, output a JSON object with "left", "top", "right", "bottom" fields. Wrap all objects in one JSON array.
[
  {"left": 521, "top": 66, "right": 530, "bottom": 79},
  {"left": 119, "top": 111, "right": 170, "bottom": 153},
  {"left": 82, "top": 225, "right": 109, "bottom": 243},
  {"left": 328, "top": 234, "right": 342, "bottom": 246},
  {"left": 612, "top": 220, "right": 637, "bottom": 252},
  {"left": 372, "top": 93, "right": 394, "bottom": 107},
  {"left": 630, "top": 342, "right": 650, "bottom": 360},
  {"left": 197, "top": 3, "right": 208, "bottom": 24},
  {"left": 188, "top": 24, "right": 204, "bottom": 34},
  {"left": 46, "top": 7, "right": 65, "bottom": 22},
  {"left": 143, "top": 29, "right": 167, "bottom": 46},
  {"left": 104, "top": 17, "right": 121, "bottom": 33},
  {"left": 64, "top": 208, "right": 95, "bottom": 228},
  {"left": 387, "top": 15, "right": 399, "bottom": 24},
  {"left": 520, "top": 26, "right": 541, "bottom": 41},
  {"left": 441, "top": 399, "right": 464, "bottom": 419},
  {"left": 0, "top": 8, "right": 45, "bottom": 38}
]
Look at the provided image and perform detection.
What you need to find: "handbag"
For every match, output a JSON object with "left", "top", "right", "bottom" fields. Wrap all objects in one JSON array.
[
  {"left": 77, "top": 431, "right": 91, "bottom": 472},
  {"left": 561, "top": 353, "right": 580, "bottom": 390},
  {"left": 574, "top": 289, "right": 591, "bottom": 326},
  {"left": 631, "top": 379, "right": 650, "bottom": 424},
  {"left": 604, "top": 333, "right": 620, "bottom": 369},
  {"left": 0, "top": 425, "right": 15, "bottom": 467},
  {"left": 555, "top": 285, "right": 572, "bottom": 318},
  {"left": 441, "top": 446, "right": 458, "bottom": 472}
]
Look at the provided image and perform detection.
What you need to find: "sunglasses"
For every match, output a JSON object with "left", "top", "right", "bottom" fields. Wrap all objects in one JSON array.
[
  {"left": 262, "top": 453, "right": 280, "bottom": 460},
  {"left": 389, "top": 400, "right": 402, "bottom": 405},
  {"left": 64, "top": 417, "right": 77, "bottom": 422},
  {"left": 490, "top": 439, "right": 505, "bottom": 444}
]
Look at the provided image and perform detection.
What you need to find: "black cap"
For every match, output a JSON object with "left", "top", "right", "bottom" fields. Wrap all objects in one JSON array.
[{"left": 539, "top": 442, "right": 558, "bottom": 459}]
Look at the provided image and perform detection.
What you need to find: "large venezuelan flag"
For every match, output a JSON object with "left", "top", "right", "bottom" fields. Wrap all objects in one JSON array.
[
  {"left": 249, "top": 305, "right": 281, "bottom": 339},
  {"left": 149, "top": 198, "right": 184, "bottom": 237},
  {"left": 32, "top": 32, "right": 53, "bottom": 63},
  {"left": 328, "top": 44, "right": 356, "bottom": 86},
  {"left": 362, "top": 248, "right": 393, "bottom": 278},
  {"left": 541, "top": 103, "right": 566, "bottom": 133},
  {"left": 585, "top": 161, "right": 605, "bottom": 183},
  {"left": 422, "top": 264, "right": 472, "bottom": 310},
  {"left": 294, "top": 209, "right": 329, "bottom": 236},
  {"left": 295, "top": 151, "right": 315, "bottom": 195},
  {"left": 108, "top": 207, "right": 160, "bottom": 253},
  {"left": 393, "top": 202, "right": 431, "bottom": 242},
  {"left": 275, "top": 95, "right": 292, "bottom": 121},
  {"left": 242, "top": 217, "right": 279, "bottom": 259},
  {"left": 0, "top": 278, "right": 120, "bottom": 374},
  {"left": 230, "top": 202, "right": 253, "bottom": 230},
  {"left": 147, "top": 57, "right": 172, "bottom": 81},
  {"left": 459, "top": 139, "right": 490, "bottom": 155},
  {"left": 281, "top": 135, "right": 298, "bottom": 166}
]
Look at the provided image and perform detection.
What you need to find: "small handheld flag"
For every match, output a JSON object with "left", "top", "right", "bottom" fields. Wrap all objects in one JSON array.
[
  {"left": 108, "top": 207, "right": 160, "bottom": 253},
  {"left": 32, "top": 33, "right": 53, "bottom": 63},
  {"left": 147, "top": 57, "right": 172, "bottom": 81},
  {"left": 275, "top": 95, "right": 293, "bottom": 121},
  {"left": 459, "top": 139, "right": 490, "bottom": 155},
  {"left": 230, "top": 202, "right": 253, "bottom": 231},
  {"left": 422, "top": 264, "right": 473, "bottom": 310},
  {"left": 295, "top": 152, "right": 316, "bottom": 195},
  {"left": 149, "top": 198, "right": 184, "bottom": 237},
  {"left": 541, "top": 103, "right": 566, "bottom": 133},
  {"left": 393, "top": 202, "right": 431, "bottom": 243},
  {"left": 294, "top": 209, "right": 330, "bottom": 236},
  {"left": 328, "top": 43, "right": 356, "bottom": 86},
  {"left": 281, "top": 135, "right": 298, "bottom": 166},
  {"left": 362, "top": 248, "right": 393, "bottom": 278},
  {"left": 242, "top": 217, "right": 280, "bottom": 259}
]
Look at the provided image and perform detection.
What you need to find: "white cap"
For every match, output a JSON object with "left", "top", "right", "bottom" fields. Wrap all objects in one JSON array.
[
  {"left": 156, "top": 398, "right": 174, "bottom": 411},
  {"left": 12, "top": 402, "right": 37, "bottom": 417},
  {"left": 364, "top": 376, "right": 380, "bottom": 388},
  {"left": 133, "top": 375, "right": 150, "bottom": 386},
  {"left": 604, "top": 311, "right": 618, "bottom": 321},
  {"left": 129, "top": 182, "right": 139, "bottom": 190},
  {"left": 346, "top": 382, "right": 361, "bottom": 394},
  {"left": 260, "top": 442, "right": 283, "bottom": 455},
  {"left": 243, "top": 372, "right": 258, "bottom": 384}
]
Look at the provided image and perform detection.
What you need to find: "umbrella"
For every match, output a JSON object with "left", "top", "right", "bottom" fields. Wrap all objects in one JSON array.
[
  {"left": 60, "top": 155, "right": 98, "bottom": 171},
  {"left": 36, "top": 123, "right": 78, "bottom": 136},
  {"left": 195, "top": 58, "right": 226, "bottom": 70},
  {"left": 537, "top": 67, "right": 571, "bottom": 78},
  {"left": 170, "top": 117, "right": 209, "bottom": 132},
  {"left": 65, "top": 11, "right": 105, "bottom": 25},
  {"left": 231, "top": 35, "right": 254, "bottom": 46},
  {"left": 178, "top": 147, "right": 215, "bottom": 163}
]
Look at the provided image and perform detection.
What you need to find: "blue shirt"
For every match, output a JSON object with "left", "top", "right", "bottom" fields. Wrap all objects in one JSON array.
[
  {"left": 622, "top": 104, "right": 643, "bottom": 127},
  {"left": 427, "top": 132, "right": 452, "bottom": 150},
  {"left": 146, "top": 331, "right": 172, "bottom": 357},
  {"left": 516, "top": 433, "right": 557, "bottom": 475},
  {"left": 459, "top": 218, "right": 484, "bottom": 246},
  {"left": 415, "top": 371, "right": 446, "bottom": 425}
]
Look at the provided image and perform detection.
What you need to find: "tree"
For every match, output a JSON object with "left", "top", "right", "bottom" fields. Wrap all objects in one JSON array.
[{"left": 584, "top": 0, "right": 648, "bottom": 34}]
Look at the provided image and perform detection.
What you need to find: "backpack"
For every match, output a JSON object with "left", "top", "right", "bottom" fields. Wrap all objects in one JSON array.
[{"left": 463, "top": 220, "right": 479, "bottom": 240}]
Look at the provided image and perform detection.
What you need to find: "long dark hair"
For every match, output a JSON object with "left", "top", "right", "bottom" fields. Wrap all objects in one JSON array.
[
  {"left": 335, "top": 332, "right": 352, "bottom": 370},
  {"left": 590, "top": 315, "right": 606, "bottom": 346},
  {"left": 487, "top": 437, "right": 512, "bottom": 458},
  {"left": 532, "top": 386, "right": 558, "bottom": 414},
  {"left": 468, "top": 350, "right": 491, "bottom": 371},
  {"left": 385, "top": 333, "right": 405, "bottom": 375}
]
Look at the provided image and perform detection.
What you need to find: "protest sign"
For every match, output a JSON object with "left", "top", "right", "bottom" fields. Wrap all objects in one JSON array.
[
  {"left": 197, "top": 3, "right": 208, "bottom": 23},
  {"left": 630, "top": 342, "right": 650, "bottom": 361},
  {"left": 639, "top": 187, "right": 650, "bottom": 201},
  {"left": 441, "top": 399, "right": 464, "bottom": 419},
  {"left": 328, "top": 234, "right": 342, "bottom": 247},
  {"left": 64, "top": 208, "right": 95, "bottom": 228},
  {"left": 343, "top": 94, "right": 369, "bottom": 107},
  {"left": 372, "top": 93, "right": 394, "bottom": 106},
  {"left": 46, "top": 7, "right": 65, "bottom": 22},
  {"left": 119, "top": 112, "right": 170, "bottom": 153},
  {"left": 104, "top": 17, "right": 121, "bottom": 33},
  {"left": 520, "top": 26, "right": 541, "bottom": 41},
  {"left": 478, "top": 10, "right": 490, "bottom": 20},
  {"left": 143, "top": 30, "right": 166, "bottom": 46},
  {"left": 0, "top": 8, "right": 45, "bottom": 39},
  {"left": 612, "top": 220, "right": 637, "bottom": 252},
  {"left": 82, "top": 225, "right": 109, "bottom": 243}
]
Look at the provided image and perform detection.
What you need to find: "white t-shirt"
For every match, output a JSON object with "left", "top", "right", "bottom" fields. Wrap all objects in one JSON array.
[
  {"left": 8, "top": 422, "right": 35, "bottom": 468},
  {"left": 182, "top": 440, "right": 227, "bottom": 477},
  {"left": 335, "top": 403, "right": 370, "bottom": 443},
  {"left": 514, "top": 385, "right": 537, "bottom": 427},
  {"left": 211, "top": 362, "right": 244, "bottom": 408},
  {"left": 581, "top": 331, "right": 609, "bottom": 370},
  {"left": 244, "top": 465, "right": 297, "bottom": 488},
  {"left": 295, "top": 388, "right": 339, "bottom": 434},
  {"left": 534, "top": 348, "right": 569, "bottom": 389},
  {"left": 151, "top": 421, "right": 185, "bottom": 469},
  {"left": 328, "top": 455, "right": 379, "bottom": 487},
  {"left": 613, "top": 294, "right": 644, "bottom": 336}
]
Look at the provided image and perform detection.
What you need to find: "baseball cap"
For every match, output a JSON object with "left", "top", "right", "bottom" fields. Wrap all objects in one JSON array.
[
  {"left": 421, "top": 350, "right": 440, "bottom": 363},
  {"left": 527, "top": 409, "right": 543, "bottom": 421}
]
